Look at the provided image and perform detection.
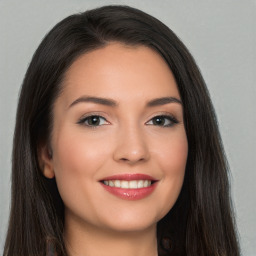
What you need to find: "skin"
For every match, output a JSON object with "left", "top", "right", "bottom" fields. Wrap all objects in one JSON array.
[{"left": 40, "top": 43, "right": 188, "bottom": 256}]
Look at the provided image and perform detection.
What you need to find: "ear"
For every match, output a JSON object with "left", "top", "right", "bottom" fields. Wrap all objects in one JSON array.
[{"left": 38, "top": 144, "right": 55, "bottom": 179}]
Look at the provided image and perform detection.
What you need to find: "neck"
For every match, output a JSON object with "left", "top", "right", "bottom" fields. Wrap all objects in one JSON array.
[{"left": 64, "top": 216, "right": 158, "bottom": 256}]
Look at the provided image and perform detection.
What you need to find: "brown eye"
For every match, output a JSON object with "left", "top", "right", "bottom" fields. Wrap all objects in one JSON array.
[
  {"left": 146, "top": 115, "right": 178, "bottom": 127},
  {"left": 152, "top": 116, "right": 166, "bottom": 126},
  {"left": 78, "top": 115, "right": 109, "bottom": 127}
]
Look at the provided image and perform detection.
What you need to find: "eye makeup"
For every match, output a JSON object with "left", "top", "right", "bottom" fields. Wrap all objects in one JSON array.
[
  {"left": 77, "top": 112, "right": 179, "bottom": 129},
  {"left": 145, "top": 114, "right": 179, "bottom": 127}
]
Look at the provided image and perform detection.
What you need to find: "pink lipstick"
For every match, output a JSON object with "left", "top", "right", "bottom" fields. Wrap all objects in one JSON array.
[{"left": 99, "top": 173, "right": 158, "bottom": 200}]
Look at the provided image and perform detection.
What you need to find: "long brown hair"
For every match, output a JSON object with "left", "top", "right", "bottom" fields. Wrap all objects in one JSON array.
[{"left": 4, "top": 5, "right": 240, "bottom": 256}]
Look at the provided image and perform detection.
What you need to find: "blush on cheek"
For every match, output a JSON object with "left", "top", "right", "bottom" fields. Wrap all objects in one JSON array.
[{"left": 160, "top": 139, "right": 188, "bottom": 172}]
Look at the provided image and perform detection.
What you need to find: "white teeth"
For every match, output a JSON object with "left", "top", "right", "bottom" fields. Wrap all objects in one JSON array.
[
  {"left": 144, "top": 180, "right": 149, "bottom": 187},
  {"left": 121, "top": 181, "right": 129, "bottom": 188},
  {"left": 137, "top": 180, "right": 144, "bottom": 188},
  {"left": 129, "top": 180, "right": 138, "bottom": 189},
  {"left": 114, "top": 180, "right": 121, "bottom": 188},
  {"left": 103, "top": 180, "right": 152, "bottom": 189},
  {"left": 109, "top": 180, "right": 114, "bottom": 187}
]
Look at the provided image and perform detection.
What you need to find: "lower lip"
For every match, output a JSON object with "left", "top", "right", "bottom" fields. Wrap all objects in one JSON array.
[{"left": 100, "top": 182, "right": 157, "bottom": 200}]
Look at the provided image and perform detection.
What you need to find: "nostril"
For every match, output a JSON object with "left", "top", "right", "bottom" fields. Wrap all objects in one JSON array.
[{"left": 120, "top": 157, "right": 146, "bottom": 163}]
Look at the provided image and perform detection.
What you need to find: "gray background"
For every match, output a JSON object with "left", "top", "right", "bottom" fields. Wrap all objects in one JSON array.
[{"left": 0, "top": 0, "right": 255, "bottom": 255}]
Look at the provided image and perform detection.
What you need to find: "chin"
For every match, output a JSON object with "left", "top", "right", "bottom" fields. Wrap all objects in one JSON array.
[
  {"left": 98, "top": 210, "right": 161, "bottom": 234},
  {"left": 105, "top": 220, "right": 157, "bottom": 234}
]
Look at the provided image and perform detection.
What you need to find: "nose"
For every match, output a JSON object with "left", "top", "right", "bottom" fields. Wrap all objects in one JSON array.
[{"left": 113, "top": 125, "right": 150, "bottom": 164}]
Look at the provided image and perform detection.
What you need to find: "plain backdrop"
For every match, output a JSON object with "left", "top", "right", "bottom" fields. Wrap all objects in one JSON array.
[{"left": 0, "top": 0, "right": 255, "bottom": 255}]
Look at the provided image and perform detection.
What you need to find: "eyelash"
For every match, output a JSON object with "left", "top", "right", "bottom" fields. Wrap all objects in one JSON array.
[
  {"left": 146, "top": 115, "right": 179, "bottom": 127},
  {"left": 77, "top": 115, "right": 109, "bottom": 127},
  {"left": 77, "top": 114, "right": 179, "bottom": 128}
]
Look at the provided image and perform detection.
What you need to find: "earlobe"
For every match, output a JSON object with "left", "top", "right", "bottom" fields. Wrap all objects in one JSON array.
[
  {"left": 43, "top": 163, "right": 55, "bottom": 179},
  {"left": 38, "top": 144, "right": 55, "bottom": 179}
]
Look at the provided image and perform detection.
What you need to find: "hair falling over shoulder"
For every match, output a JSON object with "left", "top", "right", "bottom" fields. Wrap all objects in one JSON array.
[{"left": 4, "top": 5, "right": 240, "bottom": 256}]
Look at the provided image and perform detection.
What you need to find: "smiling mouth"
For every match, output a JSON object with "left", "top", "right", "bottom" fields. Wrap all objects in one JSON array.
[
  {"left": 99, "top": 173, "right": 158, "bottom": 200},
  {"left": 102, "top": 180, "right": 154, "bottom": 189}
]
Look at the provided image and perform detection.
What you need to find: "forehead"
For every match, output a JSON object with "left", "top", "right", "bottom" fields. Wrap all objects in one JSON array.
[{"left": 58, "top": 43, "right": 180, "bottom": 106}]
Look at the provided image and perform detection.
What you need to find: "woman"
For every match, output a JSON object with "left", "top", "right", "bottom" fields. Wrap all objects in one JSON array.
[{"left": 4, "top": 5, "right": 240, "bottom": 256}]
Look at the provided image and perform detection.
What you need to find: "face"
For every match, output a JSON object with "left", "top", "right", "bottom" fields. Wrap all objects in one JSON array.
[{"left": 41, "top": 43, "right": 188, "bottom": 234}]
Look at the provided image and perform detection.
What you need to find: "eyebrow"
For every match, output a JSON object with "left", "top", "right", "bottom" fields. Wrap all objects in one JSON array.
[
  {"left": 69, "top": 95, "right": 182, "bottom": 108},
  {"left": 146, "top": 97, "right": 182, "bottom": 107},
  {"left": 69, "top": 96, "right": 117, "bottom": 108}
]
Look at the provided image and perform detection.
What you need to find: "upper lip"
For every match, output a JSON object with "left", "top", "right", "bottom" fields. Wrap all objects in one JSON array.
[{"left": 100, "top": 173, "right": 157, "bottom": 181}]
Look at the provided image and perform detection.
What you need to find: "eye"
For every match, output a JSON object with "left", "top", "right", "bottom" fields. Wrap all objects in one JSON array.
[
  {"left": 146, "top": 115, "right": 178, "bottom": 127},
  {"left": 78, "top": 115, "right": 109, "bottom": 127}
]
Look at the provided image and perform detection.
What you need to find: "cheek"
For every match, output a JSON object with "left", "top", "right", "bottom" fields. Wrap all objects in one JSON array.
[
  {"left": 52, "top": 128, "right": 109, "bottom": 177},
  {"left": 151, "top": 130, "right": 188, "bottom": 217},
  {"left": 162, "top": 136, "right": 188, "bottom": 173},
  {"left": 51, "top": 128, "right": 110, "bottom": 205},
  {"left": 153, "top": 128, "right": 188, "bottom": 174}
]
